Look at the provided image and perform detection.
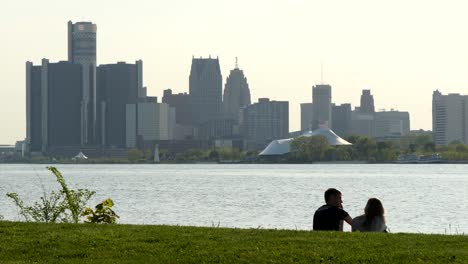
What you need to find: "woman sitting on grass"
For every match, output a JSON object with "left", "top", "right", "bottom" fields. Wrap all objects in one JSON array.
[{"left": 352, "top": 198, "right": 388, "bottom": 232}]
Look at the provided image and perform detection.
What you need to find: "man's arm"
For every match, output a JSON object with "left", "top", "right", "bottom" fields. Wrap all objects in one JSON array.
[{"left": 344, "top": 215, "right": 353, "bottom": 225}]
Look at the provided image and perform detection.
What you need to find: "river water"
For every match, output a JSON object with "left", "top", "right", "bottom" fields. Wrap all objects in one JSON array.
[{"left": 0, "top": 164, "right": 466, "bottom": 234}]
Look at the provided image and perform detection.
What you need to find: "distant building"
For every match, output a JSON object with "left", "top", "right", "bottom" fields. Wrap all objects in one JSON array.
[
  {"left": 374, "top": 110, "right": 410, "bottom": 138},
  {"left": 125, "top": 101, "right": 176, "bottom": 148},
  {"left": 350, "top": 90, "right": 376, "bottom": 137},
  {"left": 432, "top": 90, "right": 468, "bottom": 145},
  {"left": 300, "top": 103, "right": 313, "bottom": 132},
  {"left": 222, "top": 61, "right": 251, "bottom": 122},
  {"left": 198, "top": 119, "right": 240, "bottom": 141},
  {"left": 26, "top": 60, "right": 83, "bottom": 153},
  {"left": 332, "top": 103, "right": 352, "bottom": 137},
  {"left": 189, "top": 57, "right": 222, "bottom": 125},
  {"left": 360, "top": 89, "right": 375, "bottom": 114},
  {"left": 96, "top": 61, "right": 143, "bottom": 147},
  {"left": 240, "top": 98, "right": 289, "bottom": 150},
  {"left": 312, "top": 84, "right": 332, "bottom": 129},
  {"left": 68, "top": 21, "right": 97, "bottom": 144},
  {"left": 162, "top": 89, "right": 191, "bottom": 126}
]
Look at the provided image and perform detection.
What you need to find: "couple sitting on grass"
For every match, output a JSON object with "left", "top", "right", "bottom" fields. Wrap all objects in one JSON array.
[{"left": 313, "top": 188, "right": 388, "bottom": 232}]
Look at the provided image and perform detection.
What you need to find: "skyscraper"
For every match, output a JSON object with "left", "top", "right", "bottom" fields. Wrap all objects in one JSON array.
[
  {"left": 222, "top": 59, "right": 251, "bottom": 121},
  {"left": 189, "top": 57, "right": 222, "bottom": 125},
  {"left": 312, "top": 84, "right": 332, "bottom": 129},
  {"left": 360, "top": 89, "right": 375, "bottom": 114},
  {"left": 432, "top": 90, "right": 468, "bottom": 145},
  {"left": 162, "top": 89, "right": 191, "bottom": 126},
  {"left": 96, "top": 61, "right": 143, "bottom": 147},
  {"left": 240, "top": 98, "right": 289, "bottom": 150},
  {"left": 26, "top": 60, "right": 83, "bottom": 153},
  {"left": 68, "top": 21, "right": 97, "bottom": 145},
  {"left": 332, "top": 103, "right": 352, "bottom": 137},
  {"left": 300, "top": 103, "right": 313, "bottom": 132}
]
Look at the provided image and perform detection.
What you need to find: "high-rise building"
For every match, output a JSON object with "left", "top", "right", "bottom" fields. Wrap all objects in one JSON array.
[
  {"left": 162, "top": 89, "right": 191, "bottom": 126},
  {"left": 312, "top": 84, "right": 332, "bottom": 129},
  {"left": 222, "top": 60, "right": 251, "bottom": 122},
  {"left": 68, "top": 21, "right": 97, "bottom": 144},
  {"left": 350, "top": 90, "right": 376, "bottom": 137},
  {"left": 240, "top": 98, "right": 289, "bottom": 150},
  {"left": 125, "top": 100, "right": 176, "bottom": 148},
  {"left": 432, "top": 90, "right": 468, "bottom": 145},
  {"left": 375, "top": 110, "right": 410, "bottom": 138},
  {"left": 360, "top": 89, "right": 375, "bottom": 114},
  {"left": 26, "top": 60, "right": 83, "bottom": 153},
  {"left": 332, "top": 103, "right": 352, "bottom": 137},
  {"left": 96, "top": 61, "right": 143, "bottom": 147},
  {"left": 189, "top": 57, "right": 222, "bottom": 125},
  {"left": 300, "top": 103, "right": 313, "bottom": 132}
]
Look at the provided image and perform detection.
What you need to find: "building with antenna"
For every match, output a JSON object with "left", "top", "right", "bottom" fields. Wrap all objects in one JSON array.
[{"left": 222, "top": 58, "right": 251, "bottom": 122}]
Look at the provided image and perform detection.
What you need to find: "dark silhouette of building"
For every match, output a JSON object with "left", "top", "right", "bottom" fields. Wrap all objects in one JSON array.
[
  {"left": 26, "top": 60, "right": 83, "bottom": 153},
  {"left": 222, "top": 59, "right": 251, "bottom": 122},
  {"left": 25, "top": 63, "right": 42, "bottom": 152},
  {"left": 68, "top": 21, "right": 97, "bottom": 144},
  {"left": 312, "top": 84, "right": 332, "bottom": 129},
  {"left": 332, "top": 103, "right": 352, "bottom": 137},
  {"left": 96, "top": 61, "right": 143, "bottom": 147},
  {"left": 162, "top": 89, "right": 191, "bottom": 126},
  {"left": 198, "top": 119, "right": 239, "bottom": 141},
  {"left": 300, "top": 103, "right": 313, "bottom": 132},
  {"left": 360, "top": 89, "right": 375, "bottom": 114},
  {"left": 240, "top": 98, "right": 289, "bottom": 150},
  {"left": 189, "top": 56, "right": 222, "bottom": 125}
]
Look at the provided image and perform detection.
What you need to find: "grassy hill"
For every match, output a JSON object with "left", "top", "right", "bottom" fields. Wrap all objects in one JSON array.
[{"left": 0, "top": 221, "right": 466, "bottom": 263}]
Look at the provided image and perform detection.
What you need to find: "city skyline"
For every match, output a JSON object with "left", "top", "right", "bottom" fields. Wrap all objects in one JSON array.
[{"left": 3, "top": 1, "right": 468, "bottom": 144}]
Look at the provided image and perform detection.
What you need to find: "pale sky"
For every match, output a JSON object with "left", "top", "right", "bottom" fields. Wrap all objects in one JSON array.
[{"left": 2, "top": 0, "right": 468, "bottom": 144}]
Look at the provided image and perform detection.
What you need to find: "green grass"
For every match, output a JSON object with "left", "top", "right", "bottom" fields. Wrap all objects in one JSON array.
[{"left": 0, "top": 221, "right": 466, "bottom": 263}]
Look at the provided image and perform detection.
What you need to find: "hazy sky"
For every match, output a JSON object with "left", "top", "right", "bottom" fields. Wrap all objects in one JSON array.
[{"left": 2, "top": 0, "right": 468, "bottom": 144}]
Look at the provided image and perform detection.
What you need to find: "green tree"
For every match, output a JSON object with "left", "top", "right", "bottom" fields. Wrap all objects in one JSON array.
[{"left": 128, "top": 149, "right": 144, "bottom": 162}]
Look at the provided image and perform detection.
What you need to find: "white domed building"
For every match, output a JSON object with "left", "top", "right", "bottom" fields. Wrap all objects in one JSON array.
[{"left": 259, "top": 126, "right": 352, "bottom": 156}]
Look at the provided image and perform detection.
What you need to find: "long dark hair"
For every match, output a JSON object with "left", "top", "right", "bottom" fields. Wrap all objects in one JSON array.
[{"left": 363, "top": 198, "right": 385, "bottom": 227}]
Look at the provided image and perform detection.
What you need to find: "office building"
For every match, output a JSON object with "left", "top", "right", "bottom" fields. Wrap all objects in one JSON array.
[
  {"left": 332, "top": 103, "right": 352, "bottom": 137},
  {"left": 96, "top": 61, "right": 143, "bottom": 147},
  {"left": 360, "top": 89, "right": 375, "bottom": 114},
  {"left": 222, "top": 61, "right": 251, "bottom": 122},
  {"left": 350, "top": 90, "right": 376, "bottom": 137},
  {"left": 68, "top": 21, "right": 97, "bottom": 144},
  {"left": 240, "top": 98, "right": 289, "bottom": 150},
  {"left": 432, "top": 90, "right": 468, "bottom": 145},
  {"left": 126, "top": 101, "right": 176, "bottom": 148},
  {"left": 26, "top": 60, "right": 83, "bottom": 153},
  {"left": 312, "top": 84, "right": 332, "bottom": 129},
  {"left": 300, "top": 103, "right": 313, "bottom": 132},
  {"left": 189, "top": 57, "right": 222, "bottom": 125},
  {"left": 375, "top": 110, "right": 410, "bottom": 138},
  {"left": 162, "top": 89, "right": 191, "bottom": 126}
]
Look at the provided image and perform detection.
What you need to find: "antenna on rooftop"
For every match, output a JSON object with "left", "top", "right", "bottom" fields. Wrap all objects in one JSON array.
[
  {"left": 235, "top": 57, "right": 238, "bottom": 69},
  {"left": 321, "top": 61, "right": 324, "bottom": 84}
]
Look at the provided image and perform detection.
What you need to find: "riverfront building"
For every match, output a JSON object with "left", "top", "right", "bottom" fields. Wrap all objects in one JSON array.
[
  {"left": 189, "top": 57, "right": 223, "bottom": 125},
  {"left": 68, "top": 21, "right": 97, "bottom": 144},
  {"left": 432, "top": 90, "right": 468, "bottom": 145},
  {"left": 222, "top": 61, "right": 251, "bottom": 122},
  {"left": 300, "top": 103, "right": 313, "bottom": 132},
  {"left": 240, "top": 98, "right": 289, "bottom": 150},
  {"left": 375, "top": 110, "right": 410, "bottom": 138},
  {"left": 96, "top": 61, "right": 144, "bottom": 147},
  {"left": 26, "top": 60, "right": 83, "bottom": 153},
  {"left": 312, "top": 84, "right": 332, "bottom": 129}
]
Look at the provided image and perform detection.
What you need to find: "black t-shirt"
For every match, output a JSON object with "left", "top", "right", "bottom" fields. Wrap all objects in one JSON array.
[{"left": 313, "top": 205, "right": 349, "bottom": 231}]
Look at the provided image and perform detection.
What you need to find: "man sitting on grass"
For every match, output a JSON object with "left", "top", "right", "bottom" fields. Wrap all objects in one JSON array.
[{"left": 313, "top": 188, "right": 353, "bottom": 231}]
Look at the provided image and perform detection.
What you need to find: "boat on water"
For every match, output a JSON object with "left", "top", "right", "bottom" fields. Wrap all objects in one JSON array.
[{"left": 396, "top": 153, "right": 444, "bottom": 164}]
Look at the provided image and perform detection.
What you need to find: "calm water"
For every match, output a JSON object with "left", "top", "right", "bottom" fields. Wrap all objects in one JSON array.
[{"left": 0, "top": 164, "right": 466, "bottom": 234}]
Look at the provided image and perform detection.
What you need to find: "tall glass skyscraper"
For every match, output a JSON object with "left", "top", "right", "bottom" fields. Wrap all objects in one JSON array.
[{"left": 68, "top": 21, "right": 97, "bottom": 145}]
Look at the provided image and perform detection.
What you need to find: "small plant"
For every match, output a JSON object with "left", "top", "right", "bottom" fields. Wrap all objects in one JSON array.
[
  {"left": 81, "top": 198, "right": 119, "bottom": 224},
  {"left": 6, "top": 166, "right": 95, "bottom": 223}
]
